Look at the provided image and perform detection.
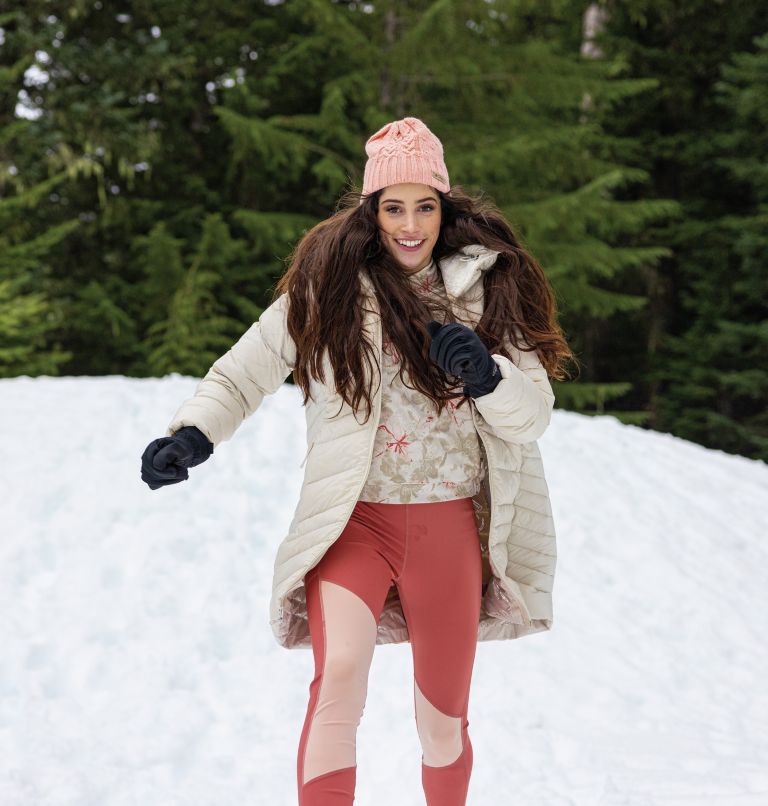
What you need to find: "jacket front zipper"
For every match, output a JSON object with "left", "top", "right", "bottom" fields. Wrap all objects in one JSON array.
[{"left": 299, "top": 440, "right": 315, "bottom": 468}]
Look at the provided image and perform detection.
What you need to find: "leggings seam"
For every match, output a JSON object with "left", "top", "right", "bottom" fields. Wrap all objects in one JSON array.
[
  {"left": 392, "top": 505, "right": 409, "bottom": 584},
  {"left": 303, "top": 764, "right": 357, "bottom": 787}
]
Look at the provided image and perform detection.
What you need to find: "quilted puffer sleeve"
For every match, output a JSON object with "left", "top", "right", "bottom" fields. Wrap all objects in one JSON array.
[
  {"left": 470, "top": 329, "right": 555, "bottom": 444},
  {"left": 165, "top": 292, "right": 296, "bottom": 447}
]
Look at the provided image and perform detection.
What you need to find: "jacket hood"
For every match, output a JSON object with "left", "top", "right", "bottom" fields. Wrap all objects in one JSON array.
[{"left": 437, "top": 243, "right": 501, "bottom": 300}]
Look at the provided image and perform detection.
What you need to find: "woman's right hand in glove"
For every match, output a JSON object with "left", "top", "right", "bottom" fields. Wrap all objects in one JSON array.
[{"left": 141, "top": 425, "right": 214, "bottom": 490}]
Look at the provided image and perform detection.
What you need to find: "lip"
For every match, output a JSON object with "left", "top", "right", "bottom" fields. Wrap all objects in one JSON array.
[{"left": 394, "top": 238, "right": 425, "bottom": 253}]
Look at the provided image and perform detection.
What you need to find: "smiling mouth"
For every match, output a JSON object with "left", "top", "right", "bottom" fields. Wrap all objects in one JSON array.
[{"left": 394, "top": 238, "right": 425, "bottom": 252}]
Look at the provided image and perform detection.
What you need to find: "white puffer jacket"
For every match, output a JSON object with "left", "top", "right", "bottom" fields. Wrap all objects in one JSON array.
[{"left": 166, "top": 244, "right": 558, "bottom": 649}]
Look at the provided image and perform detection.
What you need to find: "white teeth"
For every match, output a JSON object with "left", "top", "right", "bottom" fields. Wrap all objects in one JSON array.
[{"left": 396, "top": 239, "right": 423, "bottom": 247}]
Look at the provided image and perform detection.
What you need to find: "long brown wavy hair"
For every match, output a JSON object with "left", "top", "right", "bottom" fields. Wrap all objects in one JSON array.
[{"left": 273, "top": 184, "right": 575, "bottom": 424}]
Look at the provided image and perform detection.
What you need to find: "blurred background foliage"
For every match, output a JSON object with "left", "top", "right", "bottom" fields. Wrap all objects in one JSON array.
[{"left": 1, "top": 0, "right": 766, "bottom": 459}]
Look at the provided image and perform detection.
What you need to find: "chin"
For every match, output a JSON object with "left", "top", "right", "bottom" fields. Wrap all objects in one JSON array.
[{"left": 388, "top": 243, "right": 434, "bottom": 270}]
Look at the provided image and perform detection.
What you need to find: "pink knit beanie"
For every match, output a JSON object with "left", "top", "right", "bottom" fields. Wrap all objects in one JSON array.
[{"left": 359, "top": 116, "right": 450, "bottom": 205}]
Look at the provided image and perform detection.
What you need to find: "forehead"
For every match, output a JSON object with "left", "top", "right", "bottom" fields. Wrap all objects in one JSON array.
[{"left": 379, "top": 183, "right": 438, "bottom": 202}]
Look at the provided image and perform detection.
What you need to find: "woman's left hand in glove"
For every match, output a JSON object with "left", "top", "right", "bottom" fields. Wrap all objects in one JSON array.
[{"left": 426, "top": 320, "right": 501, "bottom": 398}]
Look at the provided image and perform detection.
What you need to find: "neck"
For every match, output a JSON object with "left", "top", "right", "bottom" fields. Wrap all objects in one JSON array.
[{"left": 404, "top": 256, "right": 434, "bottom": 276}]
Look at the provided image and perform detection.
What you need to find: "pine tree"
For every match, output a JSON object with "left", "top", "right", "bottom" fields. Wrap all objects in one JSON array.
[
  {"left": 0, "top": 10, "right": 79, "bottom": 376},
  {"left": 144, "top": 213, "right": 247, "bottom": 376},
  {"left": 658, "top": 30, "right": 768, "bottom": 458},
  {"left": 596, "top": 0, "right": 768, "bottom": 458}
]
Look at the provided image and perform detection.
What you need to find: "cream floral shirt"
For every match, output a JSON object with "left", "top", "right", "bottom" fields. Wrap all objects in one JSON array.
[{"left": 357, "top": 256, "right": 486, "bottom": 504}]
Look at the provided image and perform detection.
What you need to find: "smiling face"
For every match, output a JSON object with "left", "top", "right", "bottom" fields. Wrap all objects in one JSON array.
[{"left": 375, "top": 183, "right": 442, "bottom": 275}]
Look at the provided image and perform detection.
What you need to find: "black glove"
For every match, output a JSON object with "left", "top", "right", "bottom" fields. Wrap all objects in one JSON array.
[
  {"left": 141, "top": 425, "right": 214, "bottom": 490},
  {"left": 426, "top": 320, "right": 501, "bottom": 398}
]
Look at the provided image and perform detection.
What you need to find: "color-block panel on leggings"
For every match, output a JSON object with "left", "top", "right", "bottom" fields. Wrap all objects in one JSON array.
[
  {"left": 414, "top": 677, "right": 463, "bottom": 767},
  {"left": 302, "top": 580, "right": 377, "bottom": 785}
]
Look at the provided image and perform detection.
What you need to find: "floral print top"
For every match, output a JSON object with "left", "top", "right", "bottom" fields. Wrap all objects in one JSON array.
[{"left": 357, "top": 256, "right": 486, "bottom": 504}]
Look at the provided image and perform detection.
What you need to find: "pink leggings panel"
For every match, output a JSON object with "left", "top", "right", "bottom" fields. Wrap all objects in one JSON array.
[{"left": 297, "top": 497, "right": 483, "bottom": 805}]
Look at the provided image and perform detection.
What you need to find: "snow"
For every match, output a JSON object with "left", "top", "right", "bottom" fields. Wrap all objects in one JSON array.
[{"left": 2, "top": 374, "right": 767, "bottom": 806}]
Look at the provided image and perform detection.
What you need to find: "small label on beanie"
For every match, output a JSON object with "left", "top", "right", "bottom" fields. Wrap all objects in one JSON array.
[{"left": 431, "top": 170, "right": 446, "bottom": 183}]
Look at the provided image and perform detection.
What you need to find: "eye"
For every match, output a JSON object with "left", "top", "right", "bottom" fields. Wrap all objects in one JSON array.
[{"left": 384, "top": 205, "right": 435, "bottom": 214}]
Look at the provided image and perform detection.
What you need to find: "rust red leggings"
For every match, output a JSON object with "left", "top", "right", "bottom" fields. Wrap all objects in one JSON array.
[{"left": 297, "top": 496, "right": 483, "bottom": 805}]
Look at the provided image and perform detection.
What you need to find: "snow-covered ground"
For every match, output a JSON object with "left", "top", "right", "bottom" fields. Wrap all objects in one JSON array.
[{"left": 2, "top": 374, "right": 767, "bottom": 806}]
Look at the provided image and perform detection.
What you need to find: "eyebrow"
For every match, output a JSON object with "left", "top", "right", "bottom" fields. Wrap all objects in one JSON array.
[{"left": 380, "top": 196, "right": 437, "bottom": 204}]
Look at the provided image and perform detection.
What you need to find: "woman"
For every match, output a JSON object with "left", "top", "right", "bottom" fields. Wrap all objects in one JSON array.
[{"left": 141, "top": 117, "right": 573, "bottom": 806}]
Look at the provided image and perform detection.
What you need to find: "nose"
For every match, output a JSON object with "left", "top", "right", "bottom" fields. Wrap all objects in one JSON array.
[{"left": 400, "top": 210, "right": 420, "bottom": 235}]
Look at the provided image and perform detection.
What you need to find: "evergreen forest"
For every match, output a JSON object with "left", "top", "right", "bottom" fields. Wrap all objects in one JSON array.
[{"left": 1, "top": 0, "right": 767, "bottom": 460}]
